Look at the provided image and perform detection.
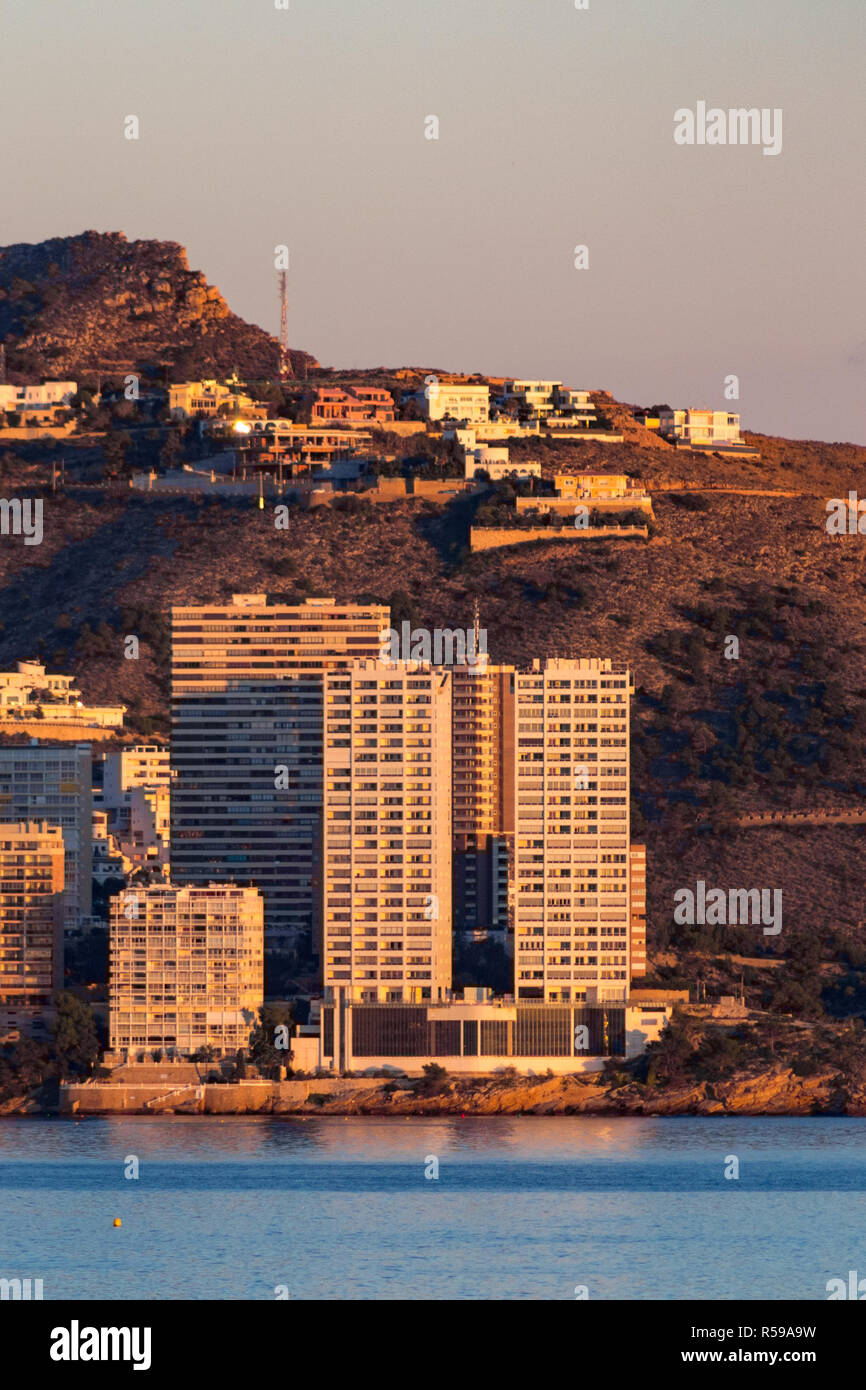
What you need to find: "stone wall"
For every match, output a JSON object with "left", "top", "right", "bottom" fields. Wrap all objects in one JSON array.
[
  {"left": 470, "top": 525, "right": 648, "bottom": 552},
  {"left": 60, "top": 1076, "right": 387, "bottom": 1114}
]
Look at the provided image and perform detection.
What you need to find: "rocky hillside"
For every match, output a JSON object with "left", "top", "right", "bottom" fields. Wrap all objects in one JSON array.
[
  {"left": 2, "top": 380, "right": 866, "bottom": 1025},
  {"left": 0, "top": 231, "right": 315, "bottom": 381}
]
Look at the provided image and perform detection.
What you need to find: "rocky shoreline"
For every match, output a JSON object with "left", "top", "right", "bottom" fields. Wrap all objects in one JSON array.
[{"left": 2, "top": 1064, "right": 862, "bottom": 1118}]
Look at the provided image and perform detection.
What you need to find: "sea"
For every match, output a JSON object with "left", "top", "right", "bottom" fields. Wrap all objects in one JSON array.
[{"left": 1, "top": 1115, "right": 864, "bottom": 1300}]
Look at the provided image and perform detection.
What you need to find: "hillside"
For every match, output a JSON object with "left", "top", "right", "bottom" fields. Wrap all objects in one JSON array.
[
  {"left": 0, "top": 231, "right": 316, "bottom": 381},
  {"left": 2, "top": 415, "right": 866, "bottom": 1016},
  {"left": 1, "top": 211, "right": 865, "bottom": 1024}
]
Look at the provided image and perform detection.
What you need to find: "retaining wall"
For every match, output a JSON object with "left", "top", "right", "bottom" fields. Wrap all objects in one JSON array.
[{"left": 470, "top": 525, "right": 648, "bottom": 551}]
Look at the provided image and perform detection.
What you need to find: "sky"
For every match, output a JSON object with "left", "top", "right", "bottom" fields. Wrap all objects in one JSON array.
[{"left": 1, "top": 0, "right": 864, "bottom": 442}]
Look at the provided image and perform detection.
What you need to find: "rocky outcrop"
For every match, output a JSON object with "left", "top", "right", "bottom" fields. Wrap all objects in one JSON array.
[
  {"left": 291, "top": 1066, "right": 847, "bottom": 1117},
  {"left": 0, "top": 230, "right": 315, "bottom": 380}
]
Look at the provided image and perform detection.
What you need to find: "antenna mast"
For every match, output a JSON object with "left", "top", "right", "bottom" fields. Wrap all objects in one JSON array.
[{"left": 278, "top": 271, "right": 293, "bottom": 381}]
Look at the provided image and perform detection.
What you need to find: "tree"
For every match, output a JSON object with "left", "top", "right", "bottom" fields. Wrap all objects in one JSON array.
[
  {"left": 52, "top": 991, "right": 100, "bottom": 1078},
  {"left": 0, "top": 1037, "right": 50, "bottom": 1101},
  {"left": 388, "top": 588, "right": 418, "bottom": 631},
  {"left": 249, "top": 1002, "right": 294, "bottom": 1074},
  {"left": 643, "top": 1009, "right": 699, "bottom": 1087},
  {"left": 770, "top": 932, "right": 825, "bottom": 1018},
  {"left": 102, "top": 429, "right": 132, "bottom": 479},
  {"left": 418, "top": 1062, "right": 449, "bottom": 1096},
  {"left": 159, "top": 430, "right": 184, "bottom": 471}
]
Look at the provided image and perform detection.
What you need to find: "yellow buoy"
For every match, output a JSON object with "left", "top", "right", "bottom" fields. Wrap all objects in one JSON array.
[{"left": 113, "top": 1218, "right": 122, "bottom": 1227}]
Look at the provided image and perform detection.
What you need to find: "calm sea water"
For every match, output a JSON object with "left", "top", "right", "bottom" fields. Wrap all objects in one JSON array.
[{"left": 1, "top": 1115, "right": 864, "bottom": 1300}]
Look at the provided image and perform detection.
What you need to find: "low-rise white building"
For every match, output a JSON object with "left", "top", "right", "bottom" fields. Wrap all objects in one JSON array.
[
  {"left": 0, "top": 382, "right": 77, "bottom": 415},
  {"left": 657, "top": 408, "right": 742, "bottom": 447},
  {"left": 312, "top": 991, "right": 678, "bottom": 1075},
  {"left": 169, "top": 380, "right": 255, "bottom": 419},
  {"left": 464, "top": 446, "right": 541, "bottom": 481},
  {"left": 502, "top": 380, "right": 562, "bottom": 417},
  {"left": 501, "top": 382, "right": 596, "bottom": 427},
  {"left": 419, "top": 382, "right": 489, "bottom": 424},
  {"left": 0, "top": 661, "right": 125, "bottom": 728}
]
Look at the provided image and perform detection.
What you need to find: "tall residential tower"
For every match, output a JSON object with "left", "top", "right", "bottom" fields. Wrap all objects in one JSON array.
[
  {"left": 0, "top": 821, "right": 65, "bottom": 1036},
  {"left": 511, "top": 658, "right": 632, "bottom": 1002},
  {"left": 321, "top": 661, "right": 452, "bottom": 1002},
  {"left": 170, "top": 595, "right": 388, "bottom": 952}
]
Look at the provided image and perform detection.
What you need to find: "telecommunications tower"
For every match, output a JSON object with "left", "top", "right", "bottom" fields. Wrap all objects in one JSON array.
[{"left": 278, "top": 271, "right": 293, "bottom": 380}]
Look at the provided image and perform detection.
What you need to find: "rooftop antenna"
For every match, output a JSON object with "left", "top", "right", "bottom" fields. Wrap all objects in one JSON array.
[
  {"left": 0, "top": 344, "right": 5, "bottom": 384},
  {"left": 278, "top": 271, "right": 293, "bottom": 382}
]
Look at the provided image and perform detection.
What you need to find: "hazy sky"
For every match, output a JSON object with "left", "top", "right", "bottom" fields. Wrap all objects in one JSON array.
[{"left": 2, "top": 0, "right": 864, "bottom": 442}]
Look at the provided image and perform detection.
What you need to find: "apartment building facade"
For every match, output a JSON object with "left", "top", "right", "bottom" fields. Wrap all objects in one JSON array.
[
  {"left": 629, "top": 843, "right": 647, "bottom": 977},
  {"left": 0, "top": 821, "right": 65, "bottom": 1035},
  {"left": 108, "top": 883, "right": 264, "bottom": 1058},
  {"left": 98, "top": 745, "right": 171, "bottom": 869},
  {"left": 170, "top": 595, "right": 388, "bottom": 951},
  {"left": 511, "top": 658, "right": 632, "bottom": 1003},
  {"left": 321, "top": 661, "right": 452, "bottom": 1002},
  {"left": 102, "top": 745, "right": 170, "bottom": 797},
  {"left": 0, "top": 744, "right": 92, "bottom": 932}
]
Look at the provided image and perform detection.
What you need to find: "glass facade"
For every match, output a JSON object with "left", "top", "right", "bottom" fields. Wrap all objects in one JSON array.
[{"left": 327, "top": 1003, "right": 625, "bottom": 1059}]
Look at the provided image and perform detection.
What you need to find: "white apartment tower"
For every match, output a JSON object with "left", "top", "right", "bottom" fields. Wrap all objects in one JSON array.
[
  {"left": 321, "top": 661, "right": 452, "bottom": 1002},
  {"left": 108, "top": 882, "right": 264, "bottom": 1057},
  {"left": 170, "top": 595, "right": 388, "bottom": 951},
  {"left": 512, "top": 658, "right": 632, "bottom": 1002}
]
